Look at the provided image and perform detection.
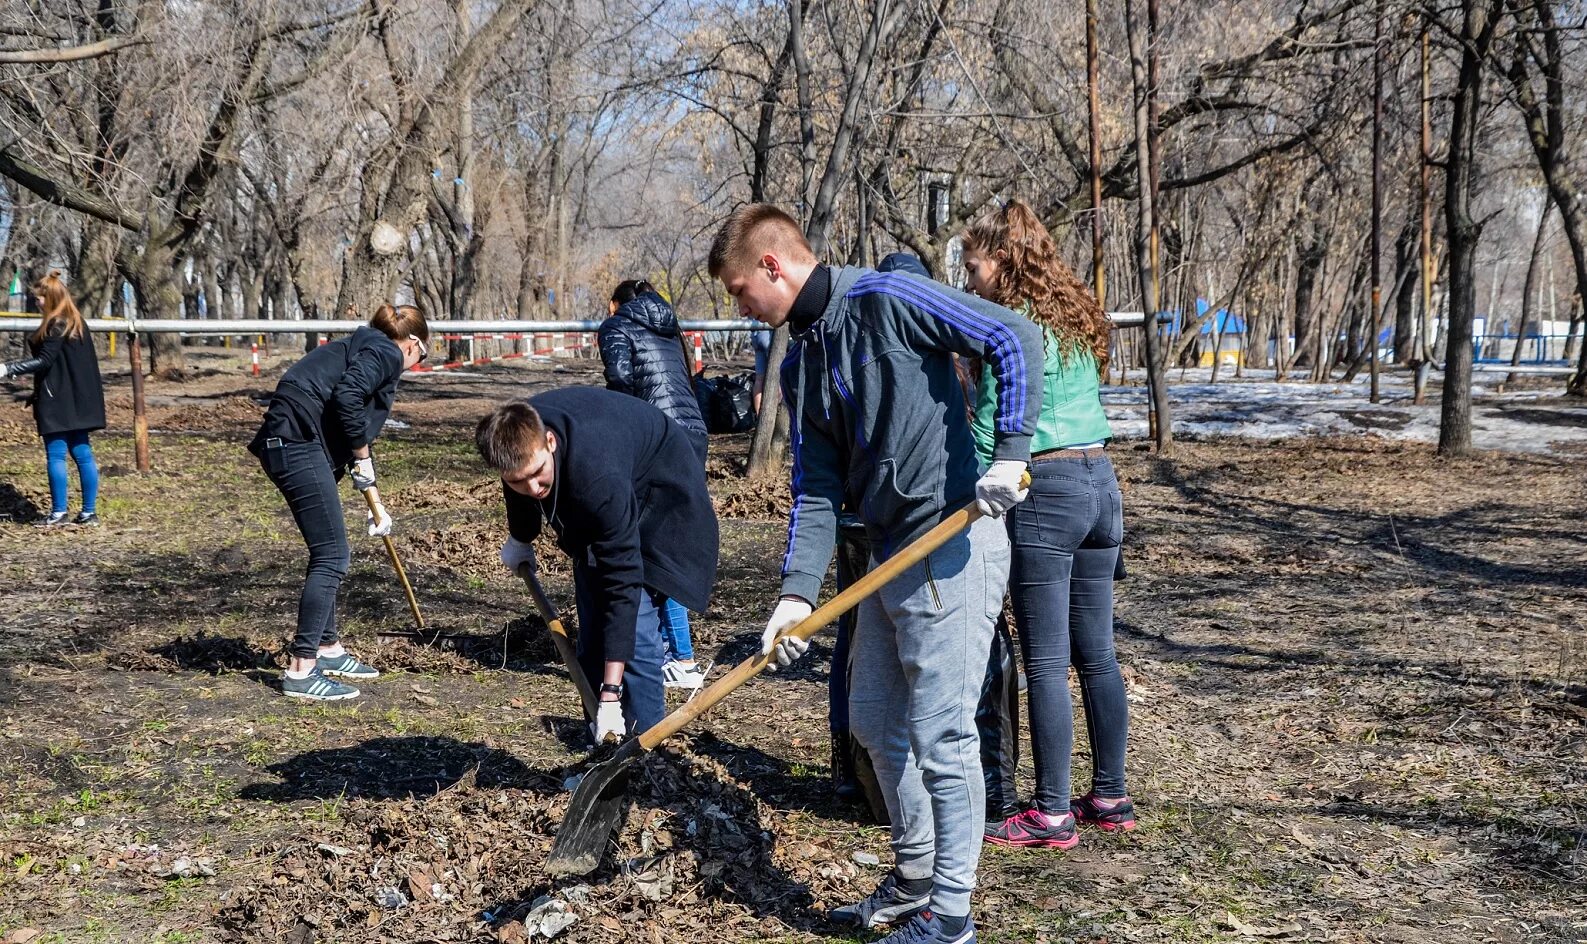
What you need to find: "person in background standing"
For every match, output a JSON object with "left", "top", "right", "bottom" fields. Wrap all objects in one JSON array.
[
  {"left": 599, "top": 279, "right": 710, "bottom": 690},
  {"left": 961, "top": 201, "right": 1135, "bottom": 849},
  {"left": 0, "top": 272, "right": 105, "bottom": 527}
]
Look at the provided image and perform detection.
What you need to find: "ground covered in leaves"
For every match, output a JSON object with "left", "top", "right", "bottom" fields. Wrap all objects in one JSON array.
[{"left": 0, "top": 349, "right": 1583, "bottom": 943}]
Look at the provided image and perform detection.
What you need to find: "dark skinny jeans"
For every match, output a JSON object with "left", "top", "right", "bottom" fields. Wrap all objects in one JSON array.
[
  {"left": 1007, "top": 452, "right": 1128, "bottom": 814},
  {"left": 260, "top": 439, "right": 350, "bottom": 659}
]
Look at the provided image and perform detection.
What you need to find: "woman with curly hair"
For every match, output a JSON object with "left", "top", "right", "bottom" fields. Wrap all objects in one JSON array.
[{"left": 961, "top": 200, "right": 1135, "bottom": 849}]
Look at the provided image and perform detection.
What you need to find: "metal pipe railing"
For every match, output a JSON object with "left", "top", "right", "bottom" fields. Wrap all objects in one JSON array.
[{"left": 0, "top": 313, "right": 1149, "bottom": 334}]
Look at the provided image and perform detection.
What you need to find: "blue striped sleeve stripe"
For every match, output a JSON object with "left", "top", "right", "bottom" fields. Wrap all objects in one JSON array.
[
  {"left": 847, "top": 273, "right": 1028, "bottom": 432},
  {"left": 780, "top": 348, "right": 804, "bottom": 574}
]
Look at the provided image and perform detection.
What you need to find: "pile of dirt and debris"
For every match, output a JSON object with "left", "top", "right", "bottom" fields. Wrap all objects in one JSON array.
[
  {"left": 402, "top": 531, "right": 570, "bottom": 583},
  {"left": 708, "top": 476, "right": 791, "bottom": 521},
  {"left": 148, "top": 396, "right": 266, "bottom": 433},
  {"left": 387, "top": 477, "right": 504, "bottom": 512},
  {"left": 109, "top": 631, "right": 281, "bottom": 674},
  {"left": 218, "top": 742, "right": 862, "bottom": 942}
]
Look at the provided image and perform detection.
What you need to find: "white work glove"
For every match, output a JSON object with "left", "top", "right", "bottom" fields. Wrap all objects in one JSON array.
[
  {"left": 975, "top": 460, "right": 1029, "bottom": 517},
  {"left": 0, "top": 363, "right": 9, "bottom": 380},
  {"left": 500, "top": 536, "right": 537, "bottom": 575},
  {"left": 350, "top": 457, "right": 377, "bottom": 492},
  {"left": 592, "top": 699, "right": 626, "bottom": 744},
  {"left": 760, "top": 597, "right": 814, "bottom": 671},
  {"left": 366, "top": 500, "right": 393, "bottom": 537}
]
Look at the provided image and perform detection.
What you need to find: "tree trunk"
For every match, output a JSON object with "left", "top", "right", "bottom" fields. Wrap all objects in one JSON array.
[
  {"left": 1506, "top": 198, "right": 1553, "bottom": 384},
  {"left": 127, "top": 243, "right": 189, "bottom": 379},
  {"left": 1393, "top": 220, "right": 1418, "bottom": 363},
  {"left": 1440, "top": 0, "right": 1504, "bottom": 455},
  {"left": 335, "top": 0, "right": 537, "bottom": 316},
  {"left": 1127, "top": 0, "right": 1171, "bottom": 451}
]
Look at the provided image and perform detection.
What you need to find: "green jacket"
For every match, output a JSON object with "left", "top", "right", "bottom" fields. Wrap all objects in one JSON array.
[{"left": 972, "top": 311, "right": 1111, "bottom": 467}]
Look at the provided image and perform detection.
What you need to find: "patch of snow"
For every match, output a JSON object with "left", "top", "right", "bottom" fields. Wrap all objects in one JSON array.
[{"left": 1101, "top": 371, "right": 1587, "bottom": 454}]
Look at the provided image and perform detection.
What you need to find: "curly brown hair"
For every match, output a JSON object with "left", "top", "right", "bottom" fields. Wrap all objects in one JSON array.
[{"left": 961, "top": 200, "right": 1110, "bottom": 375}]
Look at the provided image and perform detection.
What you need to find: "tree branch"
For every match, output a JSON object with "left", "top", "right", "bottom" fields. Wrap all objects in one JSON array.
[{"left": 0, "top": 36, "right": 147, "bottom": 65}]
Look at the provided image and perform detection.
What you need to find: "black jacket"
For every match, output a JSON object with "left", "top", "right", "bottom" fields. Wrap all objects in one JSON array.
[
  {"left": 598, "top": 293, "right": 707, "bottom": 443},
  {"left": 248, "top": 326, "right": 404, "bottom": 470},
  {"left": 3, "top": 324, "right": 106, "bottom": 436},
  {"left": 505, "top": 386, "right": 719, "bottom": 662}
]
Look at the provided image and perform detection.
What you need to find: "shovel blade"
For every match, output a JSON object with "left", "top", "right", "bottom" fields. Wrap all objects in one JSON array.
[{"left": 546, "top": 738, "right": 644, "bottom": 876}]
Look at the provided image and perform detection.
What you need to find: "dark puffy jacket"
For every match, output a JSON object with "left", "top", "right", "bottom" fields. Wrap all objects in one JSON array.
[
  {"left": 2, "top": 323, "right": 106, "bottom": 436},
  {"left": 598, "top": 293, "right": 707, "bottom": 445}
]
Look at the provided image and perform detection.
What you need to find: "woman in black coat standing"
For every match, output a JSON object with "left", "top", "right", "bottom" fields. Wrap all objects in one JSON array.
[
  {"left": 598, "top": 280, "right": 709, "bottom": 689},
  {"left": 248, "top": 304, "right": 429, "bottom": 701},
  {"left": 0, "top": 272, "right": 106, "bottom": 527}
]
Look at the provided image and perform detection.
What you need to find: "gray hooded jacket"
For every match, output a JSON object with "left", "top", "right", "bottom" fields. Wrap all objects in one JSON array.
[{"left": 777, "top": 267, "right": 1044, "bottom": 603}]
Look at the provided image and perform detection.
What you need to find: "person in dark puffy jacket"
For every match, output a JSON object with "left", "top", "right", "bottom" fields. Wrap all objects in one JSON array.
[
  {"left": 598, "top": 280, "right": 709, "bottom": 690},
  {"left": 248, "top": 304, "right": 430, "bottom": 701},
  {"left": 0, "top": 272, "right": 106, "bottom": 527},
  {"left": 599, "top": 281, "right": 708, "bottom": 464}
]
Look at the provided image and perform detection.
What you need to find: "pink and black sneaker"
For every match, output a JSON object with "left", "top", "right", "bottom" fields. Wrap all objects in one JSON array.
[
  {"left": 1071, "top": 793, "right": 1137, "bottom": 832},
  {"left": 983, "top": 808, "right": 1079, "bottom": 849}
]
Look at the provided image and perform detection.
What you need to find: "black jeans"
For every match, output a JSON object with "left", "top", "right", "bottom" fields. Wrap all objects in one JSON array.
[
  {"left": 260, "top": 439, "right": 350, "bottom": 659},
  {"left": 1007, "top": 453, "right": 1127, "bottom": 813}
]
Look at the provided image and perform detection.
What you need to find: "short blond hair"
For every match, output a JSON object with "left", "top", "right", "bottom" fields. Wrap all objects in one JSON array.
[{"left": 708, "top": 204, "right": 816, "bottom": 278}]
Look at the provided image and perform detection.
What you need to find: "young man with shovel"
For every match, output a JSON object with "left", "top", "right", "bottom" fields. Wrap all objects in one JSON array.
[
  {"left": 475, "top": 387, "right": 720, "bottom": 745},
  {"left": 709, "top": 205, "right": 1043, "bottom": 944}
]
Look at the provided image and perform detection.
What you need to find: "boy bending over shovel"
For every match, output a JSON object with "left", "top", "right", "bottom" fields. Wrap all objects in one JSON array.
[
  {"left": 475, "top": 387, "right": 720, "bottom": 744},
  {"left": 709, "top": 206, "right": 1043, "bottom": 944}
]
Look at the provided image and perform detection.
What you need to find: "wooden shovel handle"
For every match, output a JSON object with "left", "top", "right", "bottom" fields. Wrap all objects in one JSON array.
[
  {"left": 519, "top": 565, "right": 600, "bottom": 723},
  {"left": 637, "top": 493, "right": 1000, "bottom": 751},
  {"left": 362, "top": 486, "right": 424, "bottom": 630}
]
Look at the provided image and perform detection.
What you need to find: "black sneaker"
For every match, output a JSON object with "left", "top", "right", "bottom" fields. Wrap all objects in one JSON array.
[
  {"left": 281, "top": 669, "right": 360, "bottom": 701},
  {"left": 35, "top": 512, "right": 69, "bottom": 528},
  {"left": 1071, "top": 793, "right": 1137, "bottom": 832},
  {"left": 72, "top": 512, "right": 100, "bottom": 527},
  {"left": 830, "top": 872, "right": 930, "bottom": 929}
]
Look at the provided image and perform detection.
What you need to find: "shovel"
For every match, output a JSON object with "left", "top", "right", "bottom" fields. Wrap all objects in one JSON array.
[
  {"left": 519, "top": 565, "right": 600, "bottom": 724},
  {"left": 546, "top": 491, "right": 1008, "bottom": 876},
  {"left": 362, "top": 487, "right": 424, "bottom": 630}
]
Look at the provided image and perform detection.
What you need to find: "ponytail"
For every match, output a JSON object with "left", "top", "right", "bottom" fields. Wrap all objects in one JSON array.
[{"left": 369, "top": 303, "right": 428, "bottom": 342}]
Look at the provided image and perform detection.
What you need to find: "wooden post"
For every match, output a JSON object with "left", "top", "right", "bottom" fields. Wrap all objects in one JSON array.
[{"left": 128, "top": 332, "right": 150, "bottom": 472}]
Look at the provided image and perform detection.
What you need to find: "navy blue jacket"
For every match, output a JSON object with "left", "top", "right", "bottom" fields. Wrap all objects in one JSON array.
[
  {"left": 248, "top": 326, "right": 404, "bottom": 470},
  {"left": 504, "top": 386, "right": 719, "bottom": 661},
  {"left": 598, "top": 293, "right": 708, "bottom": 445}
]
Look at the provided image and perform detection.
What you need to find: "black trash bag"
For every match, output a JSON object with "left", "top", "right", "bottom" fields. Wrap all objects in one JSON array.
[
  {"left": 693, "top": 370, "right": 716, "bottom": 424},
  {"left": 708, "top": 371, "right": 757, "bottom": 433}
]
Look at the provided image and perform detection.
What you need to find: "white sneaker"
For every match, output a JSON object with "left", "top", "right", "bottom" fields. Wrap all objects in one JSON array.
[{"left": 662, "top": 660, "right": 706, "bottom": 690}]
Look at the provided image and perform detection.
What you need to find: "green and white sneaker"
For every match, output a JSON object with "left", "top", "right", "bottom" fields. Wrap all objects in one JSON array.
[
  {"left": 282, "top": 669, "right": 360, "bottom": 701},
  {"left": 317, "top": 652, "right": 380, "bottom": 680}
]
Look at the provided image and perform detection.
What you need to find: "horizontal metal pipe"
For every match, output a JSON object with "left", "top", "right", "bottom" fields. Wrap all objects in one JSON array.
[{"left": 0, "top": 313, "right": 1149, "bottom": 333}]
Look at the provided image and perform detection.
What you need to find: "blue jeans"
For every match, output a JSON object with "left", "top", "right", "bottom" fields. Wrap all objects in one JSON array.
[
  {"left": 574, "top": 564, "right": 666, "bottom": 734},
  {"left": 259, "top": 439, "right": 349, "bottom": 659},
  {"left": 657, "top": 596, "right": 694, "bottom": 662},
  {"left": 1006, "top": 453, "right": 1127, "bottom": 813},
  {"left": 43, "top": 431, "right": 98, "bottom": 515}
]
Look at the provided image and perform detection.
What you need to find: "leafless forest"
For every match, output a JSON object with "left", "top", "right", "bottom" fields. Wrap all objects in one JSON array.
[{"left": 2, "top": 0, "right": 1586, "bottom": 457}]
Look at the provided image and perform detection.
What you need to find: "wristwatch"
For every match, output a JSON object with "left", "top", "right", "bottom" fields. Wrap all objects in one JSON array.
[{"left": 599, "top": 682, "right": 623, "bottom": 701}]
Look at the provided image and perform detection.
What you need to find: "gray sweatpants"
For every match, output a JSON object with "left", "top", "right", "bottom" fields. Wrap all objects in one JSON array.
[{"left": 848, "top": 514, "right": 1010, "bottom": 917}]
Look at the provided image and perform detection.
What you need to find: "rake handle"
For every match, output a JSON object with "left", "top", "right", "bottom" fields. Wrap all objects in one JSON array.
[
  {"left": 636, "top": 497, "right": 994, "bottom": 751},
  {"left": 362, "top": 486, "right": 424, "bottom": 630},
  {"left": 519, "top": 565, "right": 600, "bottom": 723}
]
